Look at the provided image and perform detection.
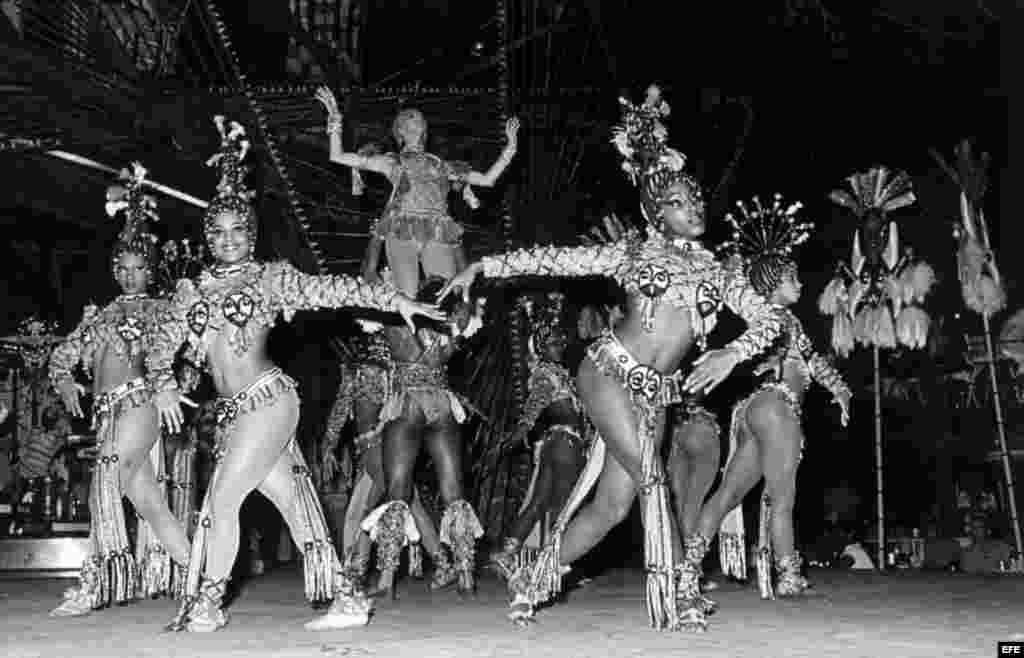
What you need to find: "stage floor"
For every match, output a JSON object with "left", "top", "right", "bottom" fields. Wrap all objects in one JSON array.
[{"left": 1, "top": 566, "right": 1019, "bottom": 657}]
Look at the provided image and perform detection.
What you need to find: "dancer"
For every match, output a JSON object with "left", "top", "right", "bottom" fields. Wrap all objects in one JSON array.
[
  {"left": 48, "top": 163, "right": 191, "bottom": 616},
  {"left": 148, "top": 116, "right": 442, "bottom": 633},
  {"left": 315, "top": 86, "right": 520, "bottom": 295},
  {"left": 490, "top": 303, "right": 588, "bottom": 577},
  {"left": 439, "top": 85, "right": 784, "bottom": 630},
  {"left": 321, "top": 326, "right": 450, "bottom": 592},
  {"left": 678, "top": 195, "right": 852, "bottom": 628},
  {"left": 362, "top": 276, "right": 484, "bottom": 597}
]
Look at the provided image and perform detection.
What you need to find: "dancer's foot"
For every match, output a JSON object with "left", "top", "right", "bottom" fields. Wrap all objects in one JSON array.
[
  {"left": 508, "top": 593, "right": 535, "bottom": 628},
  {"left": 49, "top": 587, "right": 95, "bottom": 617},
  {"left": 429, "top": 563, "right": 458, "bottom": 591},
  {"left": 775, "top": 553, "right": 810, "bottom": 597},
  {"left": 457, "top": 568, "right": 475, "bottom": 597},
  {"left": 184, "top": 579, "right": 229, "bottom": 633},
  {"left": 368, "top": 568, "right": 396, "bottom": 599},
  {"left": 304, "top": 591, "right": 372, "bottom": 631}
]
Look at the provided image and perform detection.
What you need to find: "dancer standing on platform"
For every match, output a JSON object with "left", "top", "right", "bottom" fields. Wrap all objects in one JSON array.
[
  {"left": 677, "top": 195, "right": 852, "bottom": 629},
  {"left": 148, "top": 116, "right": 442, "bottom": 633},
  {"left": 440, "top": 85, "right": 785, "bottom": 631},
  {"left": 490, "top": 302, "right": 589, "bottom": 578},
  {"left": 48, "top": 164, "right": 191, "bottom": 616},
  {"left": 321, "top": 326, "right": 448, "bottom": 593},
  {"left": 314, "top": 86, "right": 519, "bottom": 295},
  {"left": 361, "top": 276, "right": 484, "bottom": 597}
]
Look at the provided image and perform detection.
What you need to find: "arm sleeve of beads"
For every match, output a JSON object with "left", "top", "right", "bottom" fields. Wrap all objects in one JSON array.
[
  {"left": 793, "top": 317, "right": 851, "bottom": 401},
  {"left": 48, "top": 306, "right": 96, "bottom": 391},
  {"left": 145, "top": 283, "right": 192, "bottom": 394},
  {"left": 269, "top": 261, "right": 400, "bottom": 322},
  {"left": 720, "top": 267, "right": 786, "bottom": 362},
  {"left": 518, "top": 367, "right": 558, "bottom": 431},
  {"left": 323, "top": 377, "right": 355, "bottom": 451},
  {"left": 480, "top": 242, "right": 628, "bottom": 280}
]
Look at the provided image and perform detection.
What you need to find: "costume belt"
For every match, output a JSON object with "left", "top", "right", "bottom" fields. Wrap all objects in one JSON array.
[
  {"left": 392, "top": 361, "right": 447, "bottom": 390},
  {"left": 92, "top": 377, "right": 150, "bottom": 429},
  {"left": 214, "top": 367, "right": 295, "bottom": 430},
  {"left": 586, "top": 331, "right": 683, "bottom": 407}
]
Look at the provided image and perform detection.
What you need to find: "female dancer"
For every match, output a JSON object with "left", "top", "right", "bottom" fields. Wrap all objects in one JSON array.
[
  {"left": 678, "top": 195, "right": 851, "bottom": 628},
  {"left": 148, "top": 116, "right": 442, "bottom": 633},
  {"left": 490, "top": 309, "right": 588, "bottom": 577},
  {"left": 439, "top": 85, "right": 784, "bottom": 630},
  {"left": 321, "top": 327, "right": 450, "bottom": 592},
  {"left": 49, "top": 164, "right": 191, "bottom": 616},
  {"left": 314, "top": 86, "right": 519, "bottom": 295},
  {"left": 362, "top": 277, "right": 483, "bottom": 596}
]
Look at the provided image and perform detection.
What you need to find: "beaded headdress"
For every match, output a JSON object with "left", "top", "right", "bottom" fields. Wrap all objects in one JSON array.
[
  {"left": 204, "top": 115, "right": 257, "bottom": 252},
  {"left": 611, "top": 84, "right": 702, "bottom": 231},
  {"left": 105, "top": 162, "right": 161, "bottom": 271},
  {"left": 720, "top": 194, "right": 813, "bottom": 296}
]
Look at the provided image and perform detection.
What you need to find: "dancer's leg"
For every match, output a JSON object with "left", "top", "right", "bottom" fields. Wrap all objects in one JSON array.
[
  {"left": 667, "top": 414, "right": 721, "bottom": 541},
  {"left": 118, "top": 405, "right": 190, "bottom": 565},
  {"left": 384, "top": 238, "right": 422, "bottom": 296},
  {"left": 420, "top": 241, "right": 459, "bottom": 281},
  {"left": 424, "top": 419, "right": 479, "bottom": 592},
  {"left": 507, "top": 446, "right": 557, "bottom": 543},
  {"left": 545, "top": 435, "right": 588, "bottom": 525}
]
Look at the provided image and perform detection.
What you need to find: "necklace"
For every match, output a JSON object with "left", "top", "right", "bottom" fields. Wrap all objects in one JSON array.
[
  {"left": 116, "top": 293, "right": 149, "bottom": 303},
  {"left": 210, "top": 259, "right": 252, "bottom": 278}
]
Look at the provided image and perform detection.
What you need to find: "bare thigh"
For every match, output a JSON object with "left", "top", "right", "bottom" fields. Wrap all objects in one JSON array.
[{"left": 384, "top": 237, "right": 422, "bottom": 296}]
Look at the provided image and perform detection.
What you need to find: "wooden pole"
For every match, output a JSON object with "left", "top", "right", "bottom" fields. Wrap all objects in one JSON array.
[
  {"left": 981, "top": 312, "right": 1024, "bottom": 562},
  {"left": 873, "top": 343, "right": 885, "bottom": 570}
]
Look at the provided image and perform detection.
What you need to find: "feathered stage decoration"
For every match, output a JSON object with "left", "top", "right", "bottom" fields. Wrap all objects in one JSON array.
[{"left": 818, "top": 166, "right": 934, "bottom": 356}]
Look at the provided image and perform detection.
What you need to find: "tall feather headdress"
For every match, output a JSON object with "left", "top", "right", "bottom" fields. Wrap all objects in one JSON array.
[
  {"left": 105, "top": 162, "right": 160, "bottom": 266},
  {"left": 203, "top": 115, "right": 257, "bottom": 244}
]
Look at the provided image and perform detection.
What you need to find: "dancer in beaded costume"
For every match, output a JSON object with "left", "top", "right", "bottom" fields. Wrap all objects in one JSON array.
[
  {"left": 315, "top": 86, "right": 519, "bottom": 296},
  {"left": 321, "top": 326, "right": 448, "bottom": 593},
  {"left": 489, "top": 304, "right": 589, "bottom": 578},
  {"left": 440, "top": 85, "right": 785, "bottom": 631},
  {"left": 361, "top": 277, "right": 485, "bottom": 597},
  {"left": 48, "top": 163, "right": 191, "bottom": 616},
  {"left": 678, "top": 195, "right": 852, "bottom": 630},
  {"left": 148, "top": 116, "right": 442, "bottom": 633}
]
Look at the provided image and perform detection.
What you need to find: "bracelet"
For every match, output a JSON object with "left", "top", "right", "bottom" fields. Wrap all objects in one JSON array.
[{"left": 326, "top": 117, "right": 343, "bottom": 135}]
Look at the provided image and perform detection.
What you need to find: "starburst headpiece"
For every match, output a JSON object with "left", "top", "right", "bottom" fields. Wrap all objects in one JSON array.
[
  {"left": 204, "top": 115, "right": 257, "bottom": 251},
  {"left": 610, "top": 84, "right": 702, "bottom": 231},
  {"left": 720, "top": 194, "right": 814, "bottom": 296},
  {"left": 105, "top": 162, "right": 161, "bottom": 271}
]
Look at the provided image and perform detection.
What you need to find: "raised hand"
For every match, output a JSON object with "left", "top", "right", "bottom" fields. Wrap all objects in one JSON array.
[
  {"left": 505, "top": 117, "right": 520, "bottom": 149},
  {"left": 315, "top": 86, "right": 342, "bottom": 121},
  {"left": 836, "top": 389, "right": 852, "bottom": 427}
]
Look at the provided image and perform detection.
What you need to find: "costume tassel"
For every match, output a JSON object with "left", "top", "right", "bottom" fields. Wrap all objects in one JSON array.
[
  {"left": 757, "top": 492, "right": 775, "bottom": 600},
  {"left": 290, "top": 443, "right": 338, "bottom": 603},
  {"left": 637, "top": 406, "right": 676, "bottom": 629},
  {"left": 137, "top": 440, "right": 171, "bottom": 598},
  {"left": 90, "top": 427, "right": 137, "bottom": 605},
  {"left": 718, "top": 401, "right": 748, "bottom": 580},
  {"left": 408, "top": 542, "right": 423, "bottom": 578}
]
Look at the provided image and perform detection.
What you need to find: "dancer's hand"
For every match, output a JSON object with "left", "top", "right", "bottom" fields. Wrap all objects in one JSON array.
[
  {"left": 505, "top": 117, "right": 520, "bottom": 149},
  {"left": 154, "top": 390, "right": 198, "bottom": 435},
  {"left": 437, "top": 262, "right": 483, "bottom": 305},
  {"left": 57, "top": 381, "right": 86, "bottom": 418},
  {"left": 322, "top": 445, "right": 340, "bottom": 482},
  {"left": 684, "top": 348, "right": 741, "bottom": 395},
  {"left": 836, "top": 390, "right": 852, "bottom": 427},
  {"left": 396, "top": 294, "right": 446, "bottom": 331},
  {"left": 315, "top": 86, "right": 342, "bottom": 121},
  {"left": 753, "top": 358, "right": 782, "bottom": 380}
]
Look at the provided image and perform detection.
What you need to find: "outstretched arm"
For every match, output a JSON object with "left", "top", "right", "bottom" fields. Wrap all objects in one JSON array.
[
  {"left": 145, "top": 285, "right": 193, "bottom": 396},
  {"left": 720, "top": 268, "right": 786, "bottom": 362},
  {"left": 480, "top": 242, "right": 629, "bottom": 281},
  {"left": 517, "top": 369, "right": 558, "bottom": 436},
  {"left": 316, "top": 85, "right": 394, "bottom": 176},
  {"left": 465, "top": 118, "right": 519, "bottom": 188}
]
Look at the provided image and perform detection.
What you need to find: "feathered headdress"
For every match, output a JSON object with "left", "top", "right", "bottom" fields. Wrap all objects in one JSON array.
[
  {"left": 203, "top": 115, "right": 257, "bottom": 247},
  {"left": 105, "top": 162, "right": 161, "bottom": 268},
  {"left": 720, "top": 194, "right": 813, "bottom": 296},
  {"left": 610, "top": 84, "right": 701, "bottom": 230}
]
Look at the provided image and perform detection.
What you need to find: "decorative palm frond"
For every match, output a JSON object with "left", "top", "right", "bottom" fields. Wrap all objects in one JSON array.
[{"left": 828, "top": 165, "right": 916, "bottom": 217}]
